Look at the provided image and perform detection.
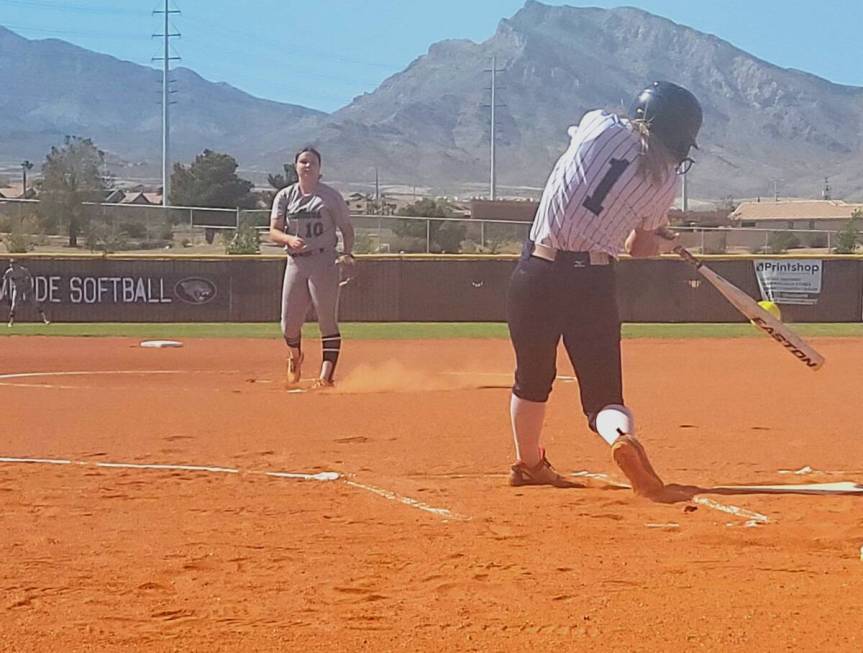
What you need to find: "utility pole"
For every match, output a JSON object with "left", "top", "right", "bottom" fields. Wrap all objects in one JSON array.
[
  {"left": 153, "top": 0, "right": 180, "bottom": 207},
  {"left": 681, "top": 170, "right": 688, "bottom": 212},
  {"left": 20, "top": 160, "right": 33, "bottom": 197},
  {"left": 483, "top": 57, "right": 506, "bottom": 201},
  {"left": 374, "top": 167, "right": 380, "bottom": 214}
]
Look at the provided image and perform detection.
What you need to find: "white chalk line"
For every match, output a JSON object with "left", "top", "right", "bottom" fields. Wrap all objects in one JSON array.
[
  {"left": 692, "top": 497, "right": 769, "bottom": 527},
  {"left": 343, "top": 478, "right": 468, "bottom": 522},
  {"left": 779, "top": 465, "right": 863, "bottom": 476},
  {"left": 0, "top": 370, "right": 179, "bottom": 380},
  {"left": 0, "top": 456, "right": 462, "bottom": 521},
  {"left": 0, "top": 369, "right": 245, "bottom": 391},
  {"left": 572, "top": 471, "right": 763, "bottom": 527}
]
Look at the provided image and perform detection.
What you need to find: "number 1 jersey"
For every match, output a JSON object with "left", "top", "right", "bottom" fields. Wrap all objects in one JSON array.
[{"left": 529, "top": 110, "right": 680, "bottom": 257}]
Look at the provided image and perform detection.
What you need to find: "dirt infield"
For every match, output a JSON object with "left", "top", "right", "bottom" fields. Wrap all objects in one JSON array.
[{"left": 1, "top": 336, "right": 861, "bottom": 652}]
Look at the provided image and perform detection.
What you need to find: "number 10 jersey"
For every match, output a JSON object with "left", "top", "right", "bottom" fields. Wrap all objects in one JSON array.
[{"left": 270, "top": 182, "right": 352, "bottom": 254}]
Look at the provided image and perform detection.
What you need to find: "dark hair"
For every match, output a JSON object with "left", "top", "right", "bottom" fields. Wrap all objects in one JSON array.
[{"left": 294, "top": 146, "right": 322, "bottom": 165}]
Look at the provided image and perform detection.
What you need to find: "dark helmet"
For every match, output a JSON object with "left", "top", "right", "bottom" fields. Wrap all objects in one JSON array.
[{"left": 630, "top": 81, "right": 702, "bottom": 162}]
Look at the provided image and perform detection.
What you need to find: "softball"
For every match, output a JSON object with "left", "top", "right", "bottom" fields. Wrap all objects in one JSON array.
[{"left": 757, "top": 300, "right": 782, "bottom": 320}]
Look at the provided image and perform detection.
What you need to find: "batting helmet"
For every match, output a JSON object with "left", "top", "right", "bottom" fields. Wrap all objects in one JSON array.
[{"left": 630, "top": 81, "right": 702, "bottom": 162}]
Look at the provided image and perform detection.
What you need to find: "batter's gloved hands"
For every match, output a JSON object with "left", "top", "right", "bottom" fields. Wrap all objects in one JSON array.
[
  {"left": 654, "top": 226, "right": 681, "bottom": 253},
  {"left": 654, "top": 226, "right": 679, "bottom": 242}
]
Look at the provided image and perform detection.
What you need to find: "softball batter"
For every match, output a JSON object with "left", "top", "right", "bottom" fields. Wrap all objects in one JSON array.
[
  {"left": 269, "top": 147, "right": 355, "bottom": 389},
  {"left": 506, "top": 81, "right": 703, "bottom": 498},
  {"left": 3, "top": 259, "right": 50, "bottom": 327}
]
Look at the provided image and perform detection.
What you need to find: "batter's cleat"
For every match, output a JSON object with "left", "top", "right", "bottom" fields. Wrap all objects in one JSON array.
[
  {"left": 509, "top": 452, "right": 576, "bottom": 488},
  {"left": 611, "top": 434, "right": 665, "bottom": 498},
  {"left": 285, "top": 352, "right": 304, "bottom": 386},
  {"left": 310, "top": 377, "right": 335, "bottom": 390}
]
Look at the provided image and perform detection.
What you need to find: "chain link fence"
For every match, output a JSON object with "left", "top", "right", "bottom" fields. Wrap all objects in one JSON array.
[{"left": 0, "top": 197, "right": 852, "bottom": 255}]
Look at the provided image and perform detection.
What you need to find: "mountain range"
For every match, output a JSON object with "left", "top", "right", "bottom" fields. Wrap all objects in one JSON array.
[{"left": 2, "top": 1, "right": 862, "bottom": 202}]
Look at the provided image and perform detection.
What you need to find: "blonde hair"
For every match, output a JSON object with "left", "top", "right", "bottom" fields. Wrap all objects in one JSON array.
[{"left": 630, "top": 118, "right": 676, "bottom": 186}]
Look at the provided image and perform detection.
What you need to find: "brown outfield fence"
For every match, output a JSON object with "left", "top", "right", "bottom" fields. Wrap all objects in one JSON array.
[{"left": 0, "top": 254, "right": 861, "bottom": 323}]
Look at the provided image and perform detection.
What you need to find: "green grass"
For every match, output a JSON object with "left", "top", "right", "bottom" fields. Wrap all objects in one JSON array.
[{"left": 3, "top": 321, "right": 863, "bottom": 339}]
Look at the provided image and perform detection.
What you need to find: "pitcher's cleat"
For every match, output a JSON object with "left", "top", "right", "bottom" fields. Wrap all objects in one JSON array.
[
  {"left": 611, "top": 434, "right": 665, "bottom": 497},
  {"left": 509, "top": 452, "right": 576, "bottom": 488},
  {"left": 285, "top": 352, "right": 304, "bottom": 387},
  {"left": 309, "top": 377, "right": 335, "bottom": 390}
]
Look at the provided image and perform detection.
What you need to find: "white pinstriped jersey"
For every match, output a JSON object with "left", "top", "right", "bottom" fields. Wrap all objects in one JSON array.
[{"left": 530, "top": 110, "right": 680, "bottom": 257}]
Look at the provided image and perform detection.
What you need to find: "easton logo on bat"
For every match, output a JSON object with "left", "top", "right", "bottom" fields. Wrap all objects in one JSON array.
[{"left": 751, "top": 317, "right": 820, "bottom": 368}]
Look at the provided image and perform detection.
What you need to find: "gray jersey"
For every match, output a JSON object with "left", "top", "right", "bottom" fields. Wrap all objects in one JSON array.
[
  {"left": 270, "top": 182, "right": 351, "bottom": 253},
  {"left": 3, "top": 264, "right": 33, "bottom": 292}
]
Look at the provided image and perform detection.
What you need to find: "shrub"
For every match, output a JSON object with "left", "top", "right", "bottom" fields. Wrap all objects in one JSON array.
[
  {"left": 84, "top": 221, "right": 128, "bottom": 253},
  {"left": 766, "top": 231, "right": 800, "bottom": 254},
  {"left": 2, "top": 215, "right": 40, "bottom": 253},
  {"left": 119, "top": 222, "right": 148, "bottom": 239},
  {"left": 224, "top": 219, "right": 260, "bottom": 254},
  {"left": 833, "top": 212, "right": 860, "bottom": 254}
]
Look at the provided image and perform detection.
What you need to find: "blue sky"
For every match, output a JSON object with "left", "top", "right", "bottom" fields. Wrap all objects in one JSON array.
[{"left": 3, "top": 0, "right": 863, "bottom": 113}]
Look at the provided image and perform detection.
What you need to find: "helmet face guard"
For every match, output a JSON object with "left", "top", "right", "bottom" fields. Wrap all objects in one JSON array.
[{"left": 630, "top": 81, "right": 703, "bottom": 163}]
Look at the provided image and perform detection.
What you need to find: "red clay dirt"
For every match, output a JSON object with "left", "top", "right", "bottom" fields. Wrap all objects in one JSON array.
[{"left": 0, "top": 336, "right": 861, "bottom": 652}]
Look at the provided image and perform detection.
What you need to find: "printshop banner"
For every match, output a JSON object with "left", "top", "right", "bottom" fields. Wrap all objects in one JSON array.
[{"left": 753, "top": 259, "right": 822, "bottom": 305}]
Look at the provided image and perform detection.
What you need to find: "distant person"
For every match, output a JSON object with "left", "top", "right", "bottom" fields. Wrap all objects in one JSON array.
[
  {"left": 506, "top": 81, "right": 702, "bottom": 498},
  {"left": 269, "top": 147, "right": 356, "bottom": 389},
  {"left": 3, "top": 259, "right": 50, "bottom": 327}
]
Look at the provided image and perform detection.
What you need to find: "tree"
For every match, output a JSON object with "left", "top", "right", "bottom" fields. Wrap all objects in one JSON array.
[
  {"left": 169, "top": 149, "right": 256, "bottom": 209},
  {"left": 833, "top": 209, "right": 861, "bottom": 254},
  {"left": 261, "top": 162, "right": 298, "bottom": 206},
  {"left": 39, "top": 136, "right": 110, "bottom": 247},
  {"left": 395, "top": 198, "right": 467, "bottom": 253},
  {"left": 268, "top": 163, "right": 298, "bottom": 193}
]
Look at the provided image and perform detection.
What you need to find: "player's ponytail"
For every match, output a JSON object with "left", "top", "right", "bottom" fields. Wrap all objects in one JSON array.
[{"left": 631, "top": 119, "right": 675, "bottom": 186}]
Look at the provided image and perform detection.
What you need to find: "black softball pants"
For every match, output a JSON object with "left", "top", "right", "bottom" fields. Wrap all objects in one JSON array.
[{"left": 506, "top": 247, "right": 623, "bottom": 430}]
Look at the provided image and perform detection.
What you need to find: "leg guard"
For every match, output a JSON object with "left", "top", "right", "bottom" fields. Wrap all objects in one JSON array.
[
  {"left": 320, "top": 333, "right": 341, "bottom": 382},
  {"left": 594, "top": 404, "right": 634, "bottom": 446}
]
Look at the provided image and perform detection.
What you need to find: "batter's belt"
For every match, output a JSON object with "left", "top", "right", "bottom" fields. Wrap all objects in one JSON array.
[{"left": 530, "top": 242, "right": 611, "bottom": 266}]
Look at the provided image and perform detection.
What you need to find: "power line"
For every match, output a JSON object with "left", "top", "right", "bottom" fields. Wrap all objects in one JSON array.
[
  {"left": 0, "top": 0, "right": 144, "bottom": 16},
  {"left": 1, "top": 23, "right": 147, "bottom": 40}
]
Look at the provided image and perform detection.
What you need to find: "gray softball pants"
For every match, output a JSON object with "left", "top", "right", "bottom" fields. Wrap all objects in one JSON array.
[{"left": 280, "top": 250, "right": 340, "bottom": 343}]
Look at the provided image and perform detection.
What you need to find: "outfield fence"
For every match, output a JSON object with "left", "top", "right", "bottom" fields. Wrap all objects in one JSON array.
[{"left": 0, "top": 254, "right": 859, "bottom": 324}]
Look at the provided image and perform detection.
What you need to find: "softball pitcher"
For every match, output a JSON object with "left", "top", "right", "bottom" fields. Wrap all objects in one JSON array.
[
  {"left": 3, "top": 259, "right": 50, "bottom": 327},
  {"left": 506, "top": 81, "right": 703, "bottom": 498},
  {"left": 269, "top": 147, "right": 355, "bottom": 389}
]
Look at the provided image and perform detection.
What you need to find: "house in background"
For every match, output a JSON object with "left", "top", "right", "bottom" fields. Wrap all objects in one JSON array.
[
  {"left": 346, "top": 192, "right": 373, "bottom": 214},
  {"left": 731, "top": 200, "right": 863, "bottom": 232},
  {"left": 122, "top": 191, "right": 161, "bottom": 205}
]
